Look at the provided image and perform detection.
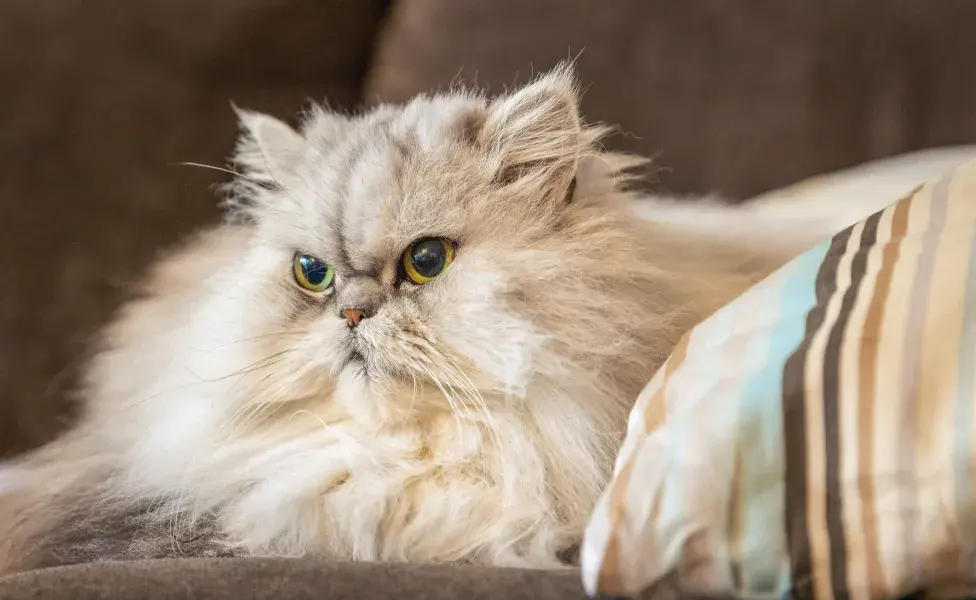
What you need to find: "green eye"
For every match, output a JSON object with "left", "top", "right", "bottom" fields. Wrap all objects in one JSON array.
[
  {"left": 401, "top": 237, "right": 455, "bottom": 285},
  {"left": 293, "top": 253, "right": 335, "bottom": 293}
]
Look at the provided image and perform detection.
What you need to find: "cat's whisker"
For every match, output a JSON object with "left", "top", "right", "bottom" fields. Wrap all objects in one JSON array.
[
  {"left": 427, "top": 355, "right": 507, "bottom": 478},
  {"left": 222, "top": 379, "right": 295, "bottom": 440},
  {"left": 440, "top": 366, "right": 501, "bottom": 440},
  {"left": 412, "top": 343, "right": 490, "bottom": 422},
  {"left": 413, "top": 362, "right": 468, "bottom": 445},
  {"left": 161, "top": 350, "right": 295, "bottom": 423},
  {"left": 433, "top": 362, "right": 486, "bottom": 422},
  {"left": 229, "top": 398, "right": 280, "bottom": 439},
  {"left": 175, "top": 161, "right": 256, "bottom": 181},
  {"left": 407, "top": 346, "right": 476, "bottom": 418},
  {"left": 210, "top": 349, "right": 296, "bottom": 383},
  {"left": 438, "top": 354, "right": 491, "bottom": 416},
  {"left": 236, "top": 368, "right": 317, "bottom": 433},
  {"left": 192, "top": 351, "right": 297, "bottom": 435},
  {"left": 213, "top": 331, "right": 307, "bottom": 348},
  {"left": 219, "top": 361, "right": 322, "bottom": 450},
  {"left": 220, "top": 372, "right": 284, "bottom": 434}
]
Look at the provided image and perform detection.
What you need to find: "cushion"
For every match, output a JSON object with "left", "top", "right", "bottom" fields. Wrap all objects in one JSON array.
[
  {"left": 0, "top": 559, "right": 585, "bottom": 600},
  {"left": 582, "top": 158, "right": 976, "bottom": 598}
]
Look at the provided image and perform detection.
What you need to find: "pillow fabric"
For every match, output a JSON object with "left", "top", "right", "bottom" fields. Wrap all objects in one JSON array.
[{"left": 582, "top": 159, "right": 976, "bottom": 599}]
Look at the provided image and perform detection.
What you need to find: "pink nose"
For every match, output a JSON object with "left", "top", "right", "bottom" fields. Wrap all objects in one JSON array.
[{"left": 343, "top": 309, "right": 363, "bottom": 327}]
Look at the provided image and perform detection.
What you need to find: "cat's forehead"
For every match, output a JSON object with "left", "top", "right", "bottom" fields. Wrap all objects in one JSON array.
[
  {"left": 304, "top": 95, "right": 486, "bottom": 157},
  {"left": 294, "top": 96, "right": 490, "bottom": 268},
  {"left": 390, "top": 95, "right": 487, "bottom": 151}
]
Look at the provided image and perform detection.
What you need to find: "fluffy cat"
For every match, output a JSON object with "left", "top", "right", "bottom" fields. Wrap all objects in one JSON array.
[{"left": 0, "top": 65, "right": 797, "bottom": 573}]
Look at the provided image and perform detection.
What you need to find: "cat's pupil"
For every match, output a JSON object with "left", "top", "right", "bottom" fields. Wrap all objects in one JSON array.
[
  {"left": 411, "top": 239, "right": 447, "bottom": 278},
  {"left": 300, "top": 256, "right": 328, "bottom": 285}
]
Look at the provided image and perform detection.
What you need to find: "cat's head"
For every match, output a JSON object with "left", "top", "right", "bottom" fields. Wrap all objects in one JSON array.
[{"left": 220, "top": 65, "right": 675, "bottom": 423}]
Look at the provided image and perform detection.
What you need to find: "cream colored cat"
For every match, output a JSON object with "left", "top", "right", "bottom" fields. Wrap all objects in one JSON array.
[{"left": 0, "top": 65, "right": 812, "bottom": 573}]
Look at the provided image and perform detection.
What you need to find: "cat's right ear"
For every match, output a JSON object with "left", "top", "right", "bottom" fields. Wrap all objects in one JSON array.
[
  {"left": 232, "top": 105, "right": 306, "bottom": 182},
  {"left": 477, "top": 63, "right": 583, "bottom": 204}
]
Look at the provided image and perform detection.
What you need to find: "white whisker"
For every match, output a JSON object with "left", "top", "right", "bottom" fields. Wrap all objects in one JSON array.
[{"left": 175, "top": 161, "right": 254, "bottom": 181}]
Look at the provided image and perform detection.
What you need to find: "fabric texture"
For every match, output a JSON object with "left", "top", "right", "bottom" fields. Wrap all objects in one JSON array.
[
  {"left": 0, "top": 559, "right": 585, "bottom": 600},
  {"left": 582, "top": 159, "right": 976, "bottom": 598}
]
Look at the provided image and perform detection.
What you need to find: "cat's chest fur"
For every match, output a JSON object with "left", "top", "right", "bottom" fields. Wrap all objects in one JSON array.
[{"left": 119, "top": 384, "right": 593, "bottom": 568}]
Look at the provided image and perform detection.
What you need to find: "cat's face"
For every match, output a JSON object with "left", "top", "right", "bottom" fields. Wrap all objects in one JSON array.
[{"left": 222, "top": 66, "right": 656, "bottom": 419}]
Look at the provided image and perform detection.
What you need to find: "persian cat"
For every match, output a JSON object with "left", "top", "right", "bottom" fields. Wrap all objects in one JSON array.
[{"left": 0, "top": 65, "right": 797, "bottom": 572}]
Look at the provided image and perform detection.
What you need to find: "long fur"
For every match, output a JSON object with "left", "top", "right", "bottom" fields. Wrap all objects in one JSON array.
[{"left": 0, "top": 64, "right": 807, "bottom": 573}]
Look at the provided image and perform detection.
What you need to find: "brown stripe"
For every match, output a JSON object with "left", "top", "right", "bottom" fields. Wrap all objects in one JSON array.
[
  {"left": 729, "top": 440, "right": 744, "bottom": 591},
  {"left": 782, "top": 226, "right": 854, "bottom": 600},
  {"left": 822, "top": 210, "right": 882, "bottom": 598},
  {"left": 857, "top": 191, "right": 915, "bottom": 596}
]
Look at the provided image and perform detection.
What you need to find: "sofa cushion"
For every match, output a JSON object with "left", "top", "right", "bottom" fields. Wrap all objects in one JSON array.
[{"left": 0, "top": 559, "right": 585, "bottom": 600}]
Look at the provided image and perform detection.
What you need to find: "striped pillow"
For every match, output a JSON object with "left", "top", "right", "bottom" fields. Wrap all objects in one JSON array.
[{"left": 582, "top": 159, "right": 976, "bottom": 599}]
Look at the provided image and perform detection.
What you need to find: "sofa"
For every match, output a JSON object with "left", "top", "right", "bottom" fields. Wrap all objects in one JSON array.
[{"left": 2, "top": 1, "right": 976, "bottom": 598}]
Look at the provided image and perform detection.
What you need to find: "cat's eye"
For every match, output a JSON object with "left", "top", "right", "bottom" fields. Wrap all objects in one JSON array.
[
  {"left": 401, "top": 237, "right": 456, "bottom": 285},
  {"left": 293, "top": 253, "right": 335, "bottom": 293}
]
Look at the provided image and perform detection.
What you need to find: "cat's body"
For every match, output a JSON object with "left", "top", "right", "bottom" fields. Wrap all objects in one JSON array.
[{"left": 0, "top": 66, "right": 808, "bottom": 573}]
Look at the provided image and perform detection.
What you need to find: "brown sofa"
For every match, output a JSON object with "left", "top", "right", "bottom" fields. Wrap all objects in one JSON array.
[{"left": 2, "top": 1, "right": 976, "bottom": 598}]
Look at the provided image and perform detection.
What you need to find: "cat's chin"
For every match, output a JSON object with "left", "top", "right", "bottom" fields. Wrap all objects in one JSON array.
[
  {"left": 331, "top": 360, "right": 411, "bottom": 424},
  {"left": 328, "top": 355, "right": 483, "bottom": 427},
  {"left": 338, "top": 350, "right": 368, "bottom": 377}
]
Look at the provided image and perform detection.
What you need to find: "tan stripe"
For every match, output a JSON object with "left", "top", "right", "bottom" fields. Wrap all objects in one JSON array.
[
  {"left": 643, "top": 333, "right": 690, "bottom": 434},
  {"left": 942, "top": 161, "right": 976, "bottom": 586},
  {"left": 871, "top": 183, "right": 933, "bottom": 591},
  {"left": 596, "top": 455, "right": 637, "bottom": 596},
  {"left": 856, "top": 193, "right": 914, "bottom": 598},
  {"left": 597, "top": 331, "right": 693, "bottom": 595},
  {"left": 951, "top": 165, "right": 976, "bottom": 585},
  {"left": 918, "top": 172, "right": 971, "bottom": 587},
  {"left": 804, "top": 221, "right": 865, "bottom": 600},
  {"left": 893, "top": 173, "right": 954, "bottom": 594}
]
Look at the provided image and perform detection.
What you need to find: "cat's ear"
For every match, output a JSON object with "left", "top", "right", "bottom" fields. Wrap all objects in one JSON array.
[
  {"left": 480, "top": 63, "right": 582, "bottom": 201},
  {"left": 232, "top": 106, "right": 306, "bottom": 182}
]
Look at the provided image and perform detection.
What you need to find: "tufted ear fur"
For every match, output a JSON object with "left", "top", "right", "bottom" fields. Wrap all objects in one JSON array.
[
  {"left": 479, "top": 63, "right": 583, "bottom": 203},
  {"left": 232, "top": 106, "right": 307, "bottom": 186}
]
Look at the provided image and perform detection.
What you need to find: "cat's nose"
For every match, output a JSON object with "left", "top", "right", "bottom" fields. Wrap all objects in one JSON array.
[
  {"left": 342, "top": 308, "right": 364, "bottom": 327},
  {"left": 336, "top": 276, "right": 383, "bottom": 326}
]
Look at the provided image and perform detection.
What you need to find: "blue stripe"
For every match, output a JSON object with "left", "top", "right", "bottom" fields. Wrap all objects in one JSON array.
[
  {"left": 735, "top": 240, "right": 831, "bottom": 595},
  {"left": 660, "top": 311, "right": 734, "bottom": 556}
]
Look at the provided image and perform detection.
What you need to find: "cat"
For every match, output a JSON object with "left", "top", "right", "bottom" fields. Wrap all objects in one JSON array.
[{"left": 0, "top": 64, "right": 803, "bottom": 573}]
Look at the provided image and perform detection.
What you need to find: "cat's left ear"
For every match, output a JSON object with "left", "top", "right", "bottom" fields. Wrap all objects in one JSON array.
[
  {"left": 480, "top": 63, "right": 583, "bottom": 203},
  {"left": 232, "top": 106, "right": 306, "bottom": 182}
]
